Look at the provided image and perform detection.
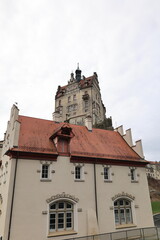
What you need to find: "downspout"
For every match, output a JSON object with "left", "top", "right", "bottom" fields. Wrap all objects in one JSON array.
[
  {"left": 7, "top": 152, "right": 19, "bottom": 240},
  {"left": 94, "top": 163, "right": 98, "bottom": 222}
]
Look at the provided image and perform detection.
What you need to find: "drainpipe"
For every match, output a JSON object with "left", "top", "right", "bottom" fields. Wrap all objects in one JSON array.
[
  {"left": 94, "top": 163, "right": 98, "bottom": 222},
  {"left": 7, "top": 152, "right": 19, "bottom": 240}
]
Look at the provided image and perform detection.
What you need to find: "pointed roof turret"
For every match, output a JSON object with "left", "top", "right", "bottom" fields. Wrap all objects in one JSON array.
[{"left": 75, "top": 63, "right": 82, "bottom": 82}]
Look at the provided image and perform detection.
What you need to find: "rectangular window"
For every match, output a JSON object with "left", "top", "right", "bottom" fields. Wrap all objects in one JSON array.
[
  {"left": 75, "top": 166, "right": 81, "bottom": 179},
  {"left": 68, "top": 96, "right": 71, "bottom": 103},
  {"left": 130, "top": 169, "right": 136, "bottom": 181},
  {"left": 73, "top": 95, "right": 76, "bottom": 101},
  {"left": 104, "top": 167, "right": 109, "bottom": 180},
  {"left": 41, "top": 164, "right": 49, "bottom": 179},
  {"left": 85, "top": 101, "right": 89, "bottom": 108}
]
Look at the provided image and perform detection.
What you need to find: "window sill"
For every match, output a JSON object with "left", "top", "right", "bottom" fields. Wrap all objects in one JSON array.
[
  {"left": 116, "top": 224, "right": 137, "bottom": 229},
  {"left": 48, "top": 230, "right": 77, "bottom": 238},
  {"left": 104, "top": 180, "right": 112, "bottom": 183},
  {"left": 74, "top": 179, "right": 85, "bottom": 182},
  {"left": 40, "top": 179, "right": 51, "bottom": 182}
]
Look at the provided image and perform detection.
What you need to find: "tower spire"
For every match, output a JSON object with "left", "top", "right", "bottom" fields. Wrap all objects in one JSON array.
[{"left": 75, "top": 63, "right": 81, "bottom": 82}]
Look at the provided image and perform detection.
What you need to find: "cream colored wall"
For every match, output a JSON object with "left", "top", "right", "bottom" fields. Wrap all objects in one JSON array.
[
  {"left": 8, "top": 156, "right": 154, "bottom": 240},
  {"left": 9, "top": 157, "right": 96, "bottom": 240},
  {"left": 96, "top": 165, "right": 154, "bottom": 233},
  {"left": 0, "top": 104, "right": 20, "bottom": 239}
]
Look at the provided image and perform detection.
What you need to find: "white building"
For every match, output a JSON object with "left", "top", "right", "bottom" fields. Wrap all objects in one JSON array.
[
  {"left": 0, "top": 105, "right": 154, "bottom": 240},
  {"left": 146, "top": 161, "right": 160, "bottom": 180}
]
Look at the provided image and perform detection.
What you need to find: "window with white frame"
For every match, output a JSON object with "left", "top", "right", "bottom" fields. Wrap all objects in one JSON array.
[
  {"left": 104, "top": 167, "right": 109, "bottom": 180},
  {"left": 129, "top": 168, "right": 137, "bottom": 182},
  {"left": 75, "top": 166, "right": 81, "bottom": 180},
  {"left": 102, "top": 165, "right": 112, "bottom": 182},
  {"left": 49, "top": 201, "right": 74, "bottom": 232},
  {"left": 114, "top": 199, "right": 133, "bottom": 226},
  {"left": 41, "top": 164, "right": 49, "bottom": 179}
]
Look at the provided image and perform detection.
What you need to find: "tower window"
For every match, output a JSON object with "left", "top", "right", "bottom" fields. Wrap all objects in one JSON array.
[
  {"left": 68, "top": 96, "right": 71, "bottom": 103},
  {"left": 84, "top": 101, "right": 89, "bottom": 109},
  {"left": 73, "top": 95, "right": 76, "bottom": 101}
]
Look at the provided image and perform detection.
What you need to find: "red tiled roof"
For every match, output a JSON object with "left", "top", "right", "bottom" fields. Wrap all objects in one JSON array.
[{"left": 10, "top": 115, "right": 147, "bottom": 164}]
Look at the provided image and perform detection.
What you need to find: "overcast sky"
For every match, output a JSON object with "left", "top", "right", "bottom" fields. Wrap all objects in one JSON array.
[{"left": 0, "top": 0, "right": 160, "bottom": 161}]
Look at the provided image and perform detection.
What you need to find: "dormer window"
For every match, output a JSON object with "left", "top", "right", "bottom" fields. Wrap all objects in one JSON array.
[{"left": 50, "top": 123, "right": 74, "bottom": 157}]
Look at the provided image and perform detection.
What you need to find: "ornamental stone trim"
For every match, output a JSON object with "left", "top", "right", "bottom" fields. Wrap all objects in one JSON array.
[
  {"left": 112, "top": 192, "right": 135, "bottom": 201},
  {"left": 46, "top": 192, "right": 79, "bottom": 203}
]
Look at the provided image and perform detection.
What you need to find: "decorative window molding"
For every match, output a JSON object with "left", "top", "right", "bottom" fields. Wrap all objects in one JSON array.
[
  {"left": 46, "top": 192, "right": 79, "bottom": 204},
  {"left": 112, "top": 192, "right": 135, "bottom": 201}
]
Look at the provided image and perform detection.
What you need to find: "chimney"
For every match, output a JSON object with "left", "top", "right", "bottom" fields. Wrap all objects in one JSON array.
[
  {"left": 52, "top": 111, "right": 61, "bottom": 123},
  {"left": 85, "top": 115, "right": 92, "bottom": 131}
]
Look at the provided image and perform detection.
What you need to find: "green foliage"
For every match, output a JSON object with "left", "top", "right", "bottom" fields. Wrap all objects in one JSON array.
[
  {"left": 93, "top": 117, "right": 113, "bottom": 130},
  {"left": 151, "top": 201, "right": 160, "bottom": 214}
]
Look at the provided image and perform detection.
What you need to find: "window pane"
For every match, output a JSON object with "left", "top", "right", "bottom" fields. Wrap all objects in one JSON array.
[
  {"left": 125, "top": 201, "right": 130, "bottom": 206},
  {"left": 66, "top": 203, "right": 72, "bottom": 209},
  {"left": 58, "top": 213, "right": 64, "bottom": 229},
  {"left": 126, "top": 208, "right": 132, "bottom": 223},
  {"left": 50, "top": 213, "right": 56, "bottom": 230},
  {"left": 114, "top": 209, "right": 119, "bottom": 224},
  {"left": 50, "top": 204, "right": 56, "bottom": 210},
  {"left": 66, "top": 212, "right": 72, "bottom": 228},
  {"left": 58, "top": 202, "right": 64, "bottom": 209},
  {"left": 120, "top": 209, "right": 125, "bottom": 224},
  {"left": 120, "top": 200, "right": 124, "bottom": 206}
]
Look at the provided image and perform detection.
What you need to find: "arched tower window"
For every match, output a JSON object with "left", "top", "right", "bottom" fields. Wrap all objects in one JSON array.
[
  {"left": 49, "top": 201, "right": 74, "bottom": 232},
  {"left": 114, "top": 198, "right": 132, "bottom": 226}
]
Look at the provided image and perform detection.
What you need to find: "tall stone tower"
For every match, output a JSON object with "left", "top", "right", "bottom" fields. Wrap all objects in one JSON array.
[{"left": 53, "top": 66, "right": 113, "bottom": 129}]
